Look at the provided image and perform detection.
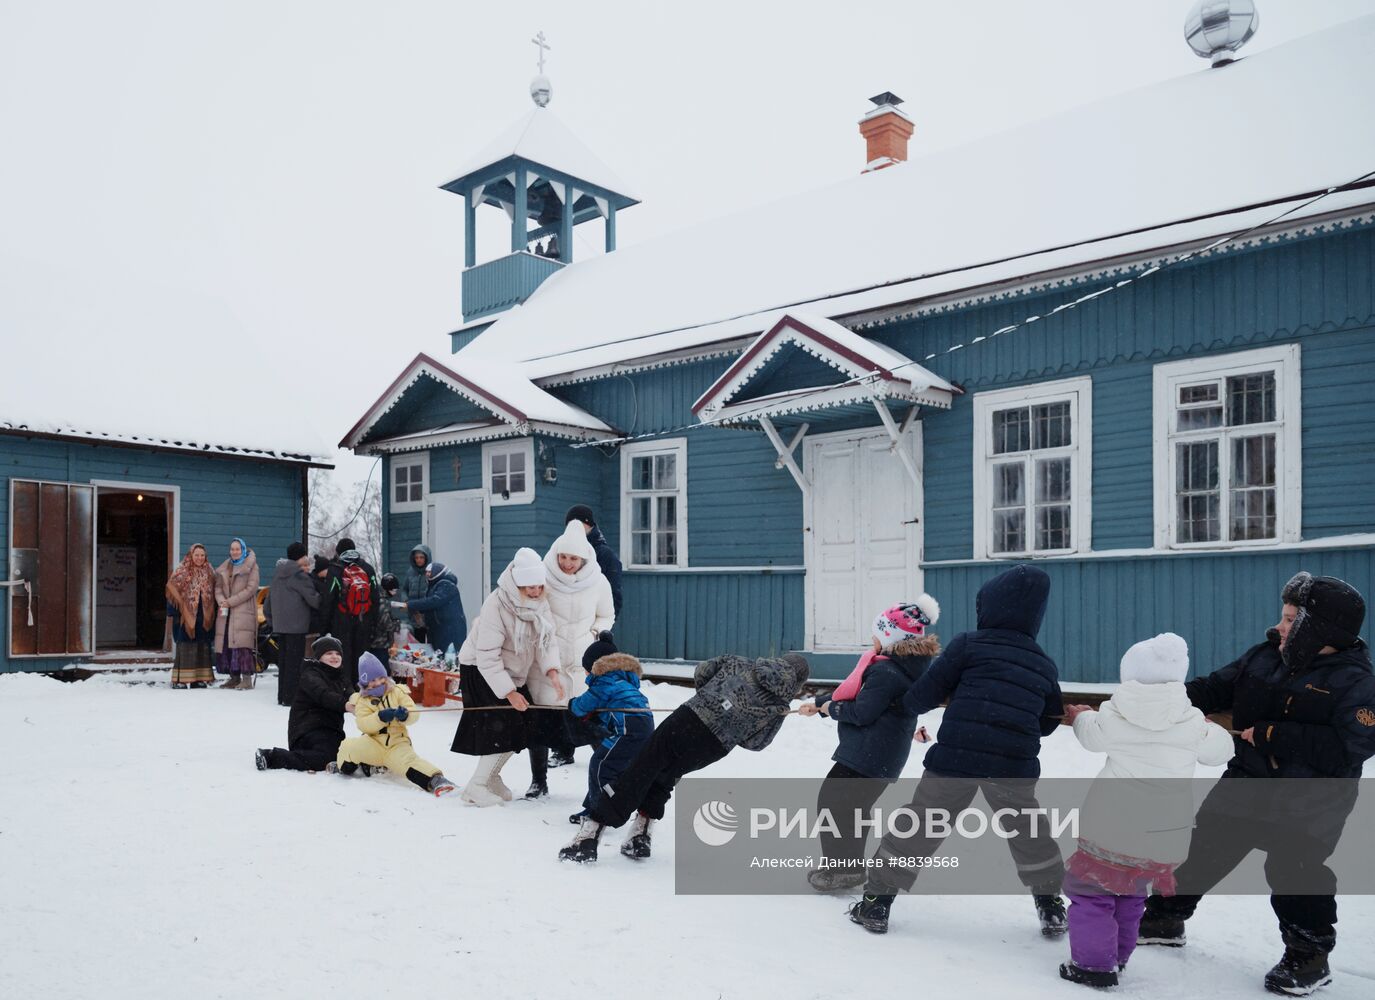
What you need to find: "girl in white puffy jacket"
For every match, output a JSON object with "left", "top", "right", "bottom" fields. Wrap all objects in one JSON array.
[
  {"left": 1058, "top": 633, "right": 1234, "bottom": 989},
  {"left": 523, "top": 520, "right": 616, "bottom": 797}
]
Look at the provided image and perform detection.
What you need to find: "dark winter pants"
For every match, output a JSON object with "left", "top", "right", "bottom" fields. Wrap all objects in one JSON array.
[
  {"left": 1066, "top": 873, "right": 1147, "bottom": 972},
  {"left": 588, "top": 708, "right": 730, "bottom": 827},
  {"left": 264, "top": 729, "right": 343, "bottom": 772},
  {"left": 817, "top": 762, "right": 889, "bottom": 865},
  {"left": 1144, "top": 789, "right": 1340, "bottom": 954},
  {"left": 335, "top": 617, "right": 368, "bottom": 688},
  {"left": 582, "top": 715, "right": 655, "bottom": 815},
  {"left": 868, "top": 772, "right": 1065, "bottom": 893},
  {"left": 276, "top": 633, "right": 306, "bottom": 707}
]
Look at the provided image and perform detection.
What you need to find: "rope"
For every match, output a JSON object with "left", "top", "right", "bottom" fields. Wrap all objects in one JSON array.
[{"left": 409, "top": 703, "right": 803, "bottom": 715}]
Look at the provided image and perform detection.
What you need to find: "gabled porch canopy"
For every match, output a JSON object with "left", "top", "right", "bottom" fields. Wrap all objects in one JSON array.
[
  {"left": 690, "top": 312, "right": 959, "bottom": 495},
  {"left": 341, "top": 353, "right": 619, "bottom": 455}
]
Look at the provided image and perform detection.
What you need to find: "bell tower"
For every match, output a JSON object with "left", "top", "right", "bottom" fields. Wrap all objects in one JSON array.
[{"left": 441, "top": 32, "right": 640, "bottom": 324}]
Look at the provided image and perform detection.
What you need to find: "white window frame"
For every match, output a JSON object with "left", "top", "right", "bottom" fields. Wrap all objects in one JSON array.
[
  {"left": 972, "top": 376, "right": 1093, "bottom": 560},
  {"left": 619, "top": 437, "right": 688, "bottom": 569},
  {"left": 482, "top": 438, "right": 535, "bottom": 507},
  {"left": 388, "top": 454, "right": 428, "bottom": 513},
  {"left": 1152, "top": 344, "right": 1301, "bottom": 550}
]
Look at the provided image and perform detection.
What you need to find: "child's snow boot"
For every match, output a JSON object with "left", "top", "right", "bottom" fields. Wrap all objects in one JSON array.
[
  {"left": 559, "top": 817, "right": 604, "bottom": 863},
  {"left": 1136, "top": 911, "right": 1186, "bottom": 947},
  {"left": 1059, "top": 963, "right": 1119, "bottom": 989},
  {"left": 461, "top": 755, "right": 506, "bottom": 807},
  {"left": 568, "top": 811, "right": 586, "bottom": 825},
  {"left": 549, "top": 748, "right": 575, "bottom": 768},
  {"left": 620, "top": 812, "right": 654, "bottom": 859},
  {"left": 847, "top": 889, "right": 896, "bottom": 934},
  {"left": 1263, "top": 948, "right": 1331, "bottom": 996},
  {"left": 1033, "top": 888, "right": 1068, "bottom": 938},
  {"left": 254, "top": 749, "right": 269, "bottom": 771},
  {"left": 427, "top": 773, "right": 457, "bottom": 797},
  {"left": 486, "top": 751, "right": 515, "bottom": 801},
  {"left": 807, "top": 867, "right": 866, "bottom": 893}
]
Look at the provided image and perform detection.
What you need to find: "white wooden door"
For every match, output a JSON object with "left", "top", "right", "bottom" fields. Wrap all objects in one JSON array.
[
  {"left": 423, "top": 492, "right": 486, "bottom": 630},
  {"left": 805, "top": 427, "right": 922, "bottom": 651}
]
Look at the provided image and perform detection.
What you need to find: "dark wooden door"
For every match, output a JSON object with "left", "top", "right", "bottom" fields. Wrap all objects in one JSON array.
[{"left": 8, "top": 480, "right": 94, "bottom": 658}]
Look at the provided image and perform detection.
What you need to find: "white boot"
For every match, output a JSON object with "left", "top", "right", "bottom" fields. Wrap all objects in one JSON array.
[
  {"left": 461, "top": 755, "right": 505, "bottom": 807},
  {"left": 485, "top": 751, "right": 515, "bottom": 802},
  {"left": 559, "top": 816, "right": 604, "bottom": 863},
  {"left": 621, "top": 812, "right": 654, "bottom": 859}
]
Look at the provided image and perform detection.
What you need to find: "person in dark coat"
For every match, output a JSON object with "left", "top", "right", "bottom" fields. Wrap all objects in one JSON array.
[
  {"left": 565, "top": 505, "right": 623, "bottom": 618},
  {"left": 1138, "top": 572, "right": 1375, "bottom": 997},
  {"left": 308, "top": 555, "right": 332, "bottom": 636},
  {"left": 265, "top": 542, "right": 321, "bottom": 707},
  {"left": 559, "top": 651, "right": 810, "bottom": 863},
  {"left": 325, "top": 538, "right": 380, "bottom": 687},
  {"left": 848, "top": 564, "right": 1067, "bottom": 937},
  {"left": 255, "top": 635, "right": 355, "bottom": 772},
  {"left": 798, "top": 597, "right": 941, "bottom": 891},
  {"left": 402, "top": 543, "right": 431, "bottom": 643},
  {"left": 404, "top": 561, "right": 467, "bottom": 656}
]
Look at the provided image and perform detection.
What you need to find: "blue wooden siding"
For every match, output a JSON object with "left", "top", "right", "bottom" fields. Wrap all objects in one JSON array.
[
  {"left": 926, "top": 546, "right": 1375, "bottom": 684},
  {"left": 2, "top": 435, "right": 305, "bottom": 672},
  {"left": 361, "top": 376, "right": 493, "bottom": 444},
  {"left": 387, "top": 512, "right": 423, "bottom": 573},
  {"left": 615, "top": 570, "right": 804, "bottom": 662},
  {"left": 461, "top": 252, "right": 565, "bottom": 321}
]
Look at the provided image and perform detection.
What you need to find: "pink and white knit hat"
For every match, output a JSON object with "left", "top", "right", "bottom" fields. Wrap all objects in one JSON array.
[{"left": 872, "top": 595, "right": 940, "bottom": 646}]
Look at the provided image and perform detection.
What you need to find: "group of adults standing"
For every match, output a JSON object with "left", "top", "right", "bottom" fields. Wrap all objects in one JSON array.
[{"left": 164, "top": 537, "right": 260, "bottom": 689}]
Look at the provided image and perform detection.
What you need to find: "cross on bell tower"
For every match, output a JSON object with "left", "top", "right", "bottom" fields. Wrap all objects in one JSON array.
[{"left": 439, "top": 34, "right": 641, "bottom": 324}]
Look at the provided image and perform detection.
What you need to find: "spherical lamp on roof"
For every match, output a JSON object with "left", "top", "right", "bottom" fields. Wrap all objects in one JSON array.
[
  {"left": 1185, "top": 0, "right": 1259, "bottom": 66},
  {"left": 530, "top": 74, "right": 552, "bottom": 107}
]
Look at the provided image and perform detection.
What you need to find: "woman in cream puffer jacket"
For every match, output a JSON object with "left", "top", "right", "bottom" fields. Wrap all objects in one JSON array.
[{"left": 522, "top": 521, "right": 615, "bottom": 798}]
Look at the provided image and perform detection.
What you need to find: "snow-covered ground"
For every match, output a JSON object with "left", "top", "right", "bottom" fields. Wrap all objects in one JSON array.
[{"left": 6, "top": 670, "right": 1374, "bottom": 1000}]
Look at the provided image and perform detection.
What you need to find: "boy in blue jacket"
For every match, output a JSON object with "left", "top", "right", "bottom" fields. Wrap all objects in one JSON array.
[
  {"left": 848, "top": 564, "right": 1067, "bottom": 937},
  {"left": 564, "top": 634, "right": 656, "bottom": 857}
]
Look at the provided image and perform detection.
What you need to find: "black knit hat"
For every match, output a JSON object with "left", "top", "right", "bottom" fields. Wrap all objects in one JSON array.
[
  {"left": 565, "top": 504, "right": 597, "bottom": 527},
  {"left": 582, "top": 630, "right": 618, "bottom": 670},
  {"left": 286, "top": 542, "right": 307, "bottom": 561},
  {"left": 312, "top": 555, "right": 330, "bottom": 574},
  {"left": 335, "top": 538, "right": 355, "bottom": 556},
  {"left": 312, "top": 634, "right": 343, "bottom": 657}
]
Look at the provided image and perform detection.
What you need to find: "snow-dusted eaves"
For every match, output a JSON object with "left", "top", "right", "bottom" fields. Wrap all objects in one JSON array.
[
  {"left": 341, "top": 353, "right": 618, "bottom": 455},
  {"left": 459, "top": 17, "right": 1375, "bottom": 379},
  {"left": 441, "top": 107, "right": 640, "bottom": 202},
  {"left": 0, "top": 420, "right": 330, "bottom": 465},
  {"left": 692, "top": 312, "right": 957, "bottom": 423}
]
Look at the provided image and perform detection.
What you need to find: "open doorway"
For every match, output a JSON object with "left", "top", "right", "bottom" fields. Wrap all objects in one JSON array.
[{"left": 95, "top": 487, "right": 174, "bottom": 653}]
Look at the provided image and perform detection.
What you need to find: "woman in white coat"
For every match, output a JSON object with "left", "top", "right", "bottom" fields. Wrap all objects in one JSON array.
[
  {"left": 451, "top": 547, "right": 561, "bottom": 807},
  {"left": 523, "top": 520, "right": 616, "bottom": 798}
]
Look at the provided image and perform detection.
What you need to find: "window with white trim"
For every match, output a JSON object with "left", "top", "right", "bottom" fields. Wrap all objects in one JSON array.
[
  {"left": 482, "top": 439, "right": 535, "bottom": 506},
  {"left": 972, "top": 377, "right": 1092, "bottom": 558},
  {"left": 389, "top": 455, "right": 426, "bottom": 513},
  {"left": 620, "top": 438, "right": 687, "bottom": 568},
  {"left": 1153, "top": 345, "right": 1301, "bottom": 548}
]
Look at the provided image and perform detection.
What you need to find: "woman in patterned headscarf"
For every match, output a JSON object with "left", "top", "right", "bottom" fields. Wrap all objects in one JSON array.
[{"left": 165, "top": 543, "right": 216, "bottom": 688}]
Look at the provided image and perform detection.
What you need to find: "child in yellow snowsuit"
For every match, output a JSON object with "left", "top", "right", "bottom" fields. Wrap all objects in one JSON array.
[{"left": 333, "top": 653, "right": 456, "bottom": 796}]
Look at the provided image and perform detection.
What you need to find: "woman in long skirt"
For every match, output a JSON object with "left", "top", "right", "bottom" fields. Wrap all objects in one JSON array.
[
  {"left": 214, "top": 537, "right": 260, "bottom": 689},
  {"left": 452, "top": 547, "right": 560, "bottom": 806},
  {"left": 165, "top": 543, "right": 216, "bottom": 688}
]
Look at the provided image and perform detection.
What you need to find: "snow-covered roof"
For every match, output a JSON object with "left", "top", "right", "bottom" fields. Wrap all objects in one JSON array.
[
  {"left": 442, "top": 107, "right": 639, "bottom": 201},
  {"left": 341, "top": 353, "right": 616, "bottom": 453},
  {"left": 692, "top": 312, "right": 957, "bottom": 422},
  {"left": 458, "top": 16, "right": 1375, "bottom": 379}
]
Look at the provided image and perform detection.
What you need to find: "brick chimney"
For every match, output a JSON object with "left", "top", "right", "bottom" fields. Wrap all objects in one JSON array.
[{"left": 859, "top": 92, "right": 914, "bottom": 173}]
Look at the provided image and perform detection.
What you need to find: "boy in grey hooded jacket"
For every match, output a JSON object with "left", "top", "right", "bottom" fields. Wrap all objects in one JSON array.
[{"left": 559, "top": 651, "right": 810, "bottom": 863}]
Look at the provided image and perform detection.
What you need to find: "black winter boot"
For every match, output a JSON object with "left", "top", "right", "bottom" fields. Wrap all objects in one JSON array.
[
  {"left": 1059, "top": 962, "right": 1119, "bottom": 989},
  {"left": 848, "top": 890, "right": 896, "bottom": 934},
  {"left": 524, "top": 780, "right": 549, "bottom": 800},
  {"left": 559, "top": 817, "right": 604, "bottom": 863},
  {"left": 1136, "top": 911, "right": 1187, "bottom": 947},
  {"left": 1033, "top": 890, "right": 1068, "bottom": 938},
  {"left": 549, "top": 748, "right": 575, "bottom": 768},
  {"left": 620, "top": 813, "right": 654, "bottom": 859},
  {"left": 254, "top": 749, "right": 269, "bottom": 771},
  {"left": 1264, "top": 949, "right": 1332, "bottom": 996},
  {"left": 807, "top": 867, "right": 867, "bottom": 893}
]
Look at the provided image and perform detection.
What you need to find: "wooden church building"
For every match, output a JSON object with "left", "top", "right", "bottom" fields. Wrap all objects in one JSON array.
[{"left": 344, "top": 16, "right": 1375, "bottom": 681}]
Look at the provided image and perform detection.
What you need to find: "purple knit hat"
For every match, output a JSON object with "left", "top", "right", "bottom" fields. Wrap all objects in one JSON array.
[{"left": 357, "top": 653, "right": 388, "bottom": 693}]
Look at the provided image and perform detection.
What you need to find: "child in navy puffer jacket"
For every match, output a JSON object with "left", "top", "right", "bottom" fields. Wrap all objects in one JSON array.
[
  {"left": 566, "top": 635, "right": 653, "bottom": 835},
  {"left": 799, "top": 598, "right": 941, "bottom": 892}
]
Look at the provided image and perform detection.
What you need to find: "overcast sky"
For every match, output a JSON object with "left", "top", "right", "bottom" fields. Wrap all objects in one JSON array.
[{"left": 4, "top": 0, "right": 1372, "bottom": 483}]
